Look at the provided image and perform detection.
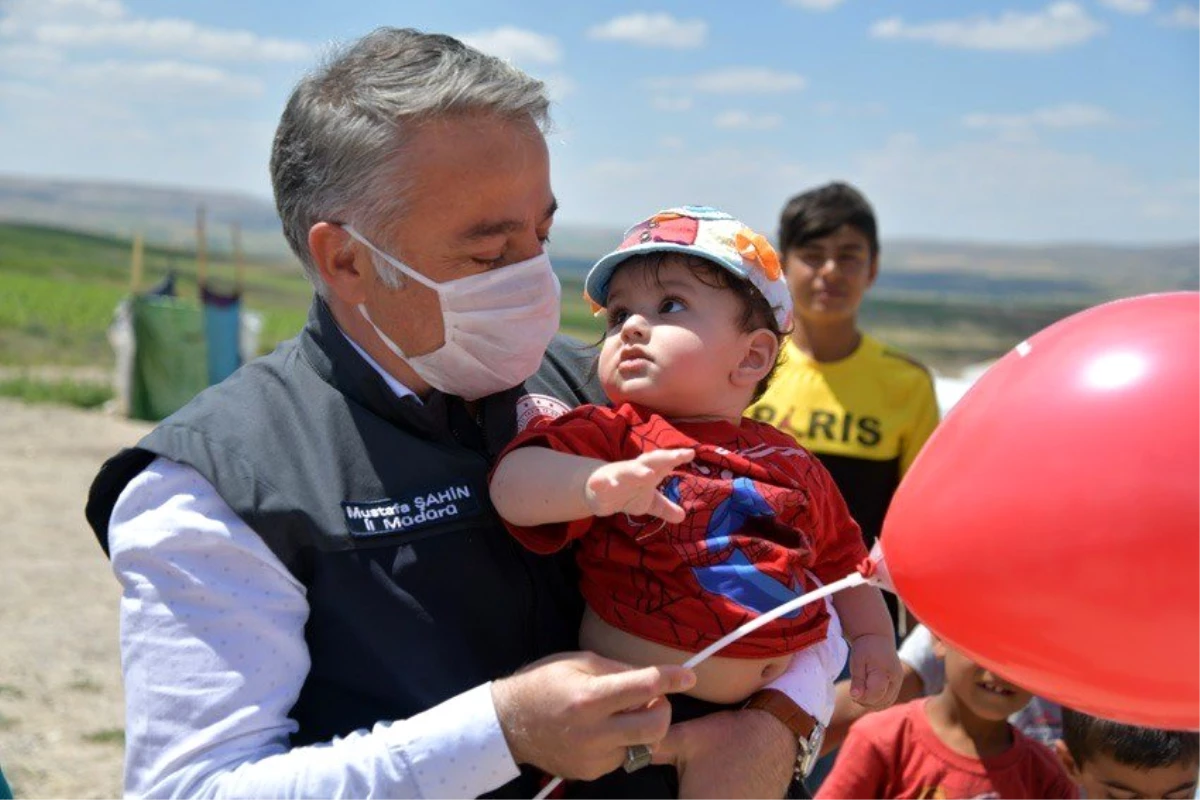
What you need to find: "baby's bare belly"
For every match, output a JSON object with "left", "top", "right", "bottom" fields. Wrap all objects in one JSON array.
[{"left": 580, "top": 606, "right": 791, "bottom": 704}]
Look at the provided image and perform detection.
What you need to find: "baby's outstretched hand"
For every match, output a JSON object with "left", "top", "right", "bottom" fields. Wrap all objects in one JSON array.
[
  {"left": 848, "top": 632, "right": 902, "bottom": 710},
  {"left": 584, "top": 449, "right": 694, "bottom": 522}
]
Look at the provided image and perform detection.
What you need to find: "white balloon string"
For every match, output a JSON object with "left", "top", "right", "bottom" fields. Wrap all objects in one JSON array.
[
  {"left": 534, "top": 777, "right": 563, "bottom": 799},
  {"left": 683, "top": 571, "right": 867, "bottom": 669},
  {"left": 532, "top": 569, "right": 870, "bottom": 799}
]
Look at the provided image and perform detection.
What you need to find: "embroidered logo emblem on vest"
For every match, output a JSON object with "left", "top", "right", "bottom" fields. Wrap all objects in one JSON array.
[
  {"left": 341, "top": 484, "right": 482, "bottom": 537},
  {"left": 515, "top": 392, "right": 572, "bottom": 433}
]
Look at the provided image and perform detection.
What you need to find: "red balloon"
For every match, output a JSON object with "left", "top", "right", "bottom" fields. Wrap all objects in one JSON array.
[{"left": 882, "top": 292, "right": 1200, "bottom": 731}]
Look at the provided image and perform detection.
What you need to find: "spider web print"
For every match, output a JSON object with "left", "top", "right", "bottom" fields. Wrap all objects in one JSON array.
[{"left": 605, "top": 420, "right": 831, "bottom": 649}]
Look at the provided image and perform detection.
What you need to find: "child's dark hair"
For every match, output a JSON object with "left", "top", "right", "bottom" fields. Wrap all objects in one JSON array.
[
  {"left": 1060, "top": 707, "right": 1200, "bottom": 770},
  {"left": 778, "top": 181, "right": 879, "bottom": 258},
  {"left": 605, "top": 252, "right": 788, "bottom": 403}
]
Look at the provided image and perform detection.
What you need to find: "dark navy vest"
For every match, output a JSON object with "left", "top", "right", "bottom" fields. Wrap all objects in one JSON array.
[{"left": 86, "top": 300, "right": 609, "bottom": 798}]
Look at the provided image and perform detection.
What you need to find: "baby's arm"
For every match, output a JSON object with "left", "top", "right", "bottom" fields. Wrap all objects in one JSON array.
[
  {"left": 806, "top": 452, "right": 902, "bottom": 711},
  {"left": 490, "top": 446, "right": 694, "bottom": 527},
  {"left": 831, "top": 586, "right": 902, "bottom": 710}
]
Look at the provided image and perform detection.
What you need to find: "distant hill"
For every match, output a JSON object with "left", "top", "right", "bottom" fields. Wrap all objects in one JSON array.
[
  {"left": 0, "top": 174, "right": 289, "bottom": 260},
  {"left": 1, "top": 174, "right": 1195, "bottom": 301},
  {"left": 877, "top": 239, "right": 1198, "bottom": 301}
]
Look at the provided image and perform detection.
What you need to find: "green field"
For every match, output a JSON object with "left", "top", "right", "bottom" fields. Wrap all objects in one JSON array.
[
  {"left": 0, "top": 222, "right": 311, "bottom": 368},
  {"left": 0, "top": 221, "right": 1093, "bottom": 389}
]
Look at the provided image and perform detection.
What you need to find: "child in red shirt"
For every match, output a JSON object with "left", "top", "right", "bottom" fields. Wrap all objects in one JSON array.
[
  {"left": 816, "top": 633, "right": 1077, "bottom": 799},
  {"left": 490, "top": 207, "right": 899, "bottom": 728}
]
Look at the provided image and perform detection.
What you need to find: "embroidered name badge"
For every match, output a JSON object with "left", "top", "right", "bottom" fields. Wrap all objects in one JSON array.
[{"left": 341, "top": 484, "right": 482, "bottom": 537}]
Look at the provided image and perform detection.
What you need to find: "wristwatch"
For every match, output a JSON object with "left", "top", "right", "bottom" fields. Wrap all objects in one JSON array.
[{"left": 744, "top": 688, "right": 825, "bottom": 780}]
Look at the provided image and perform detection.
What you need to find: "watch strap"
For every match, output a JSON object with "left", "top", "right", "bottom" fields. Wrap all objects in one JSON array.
[{"left": 743, "top": 688, "right": 817, "bottom": 740}]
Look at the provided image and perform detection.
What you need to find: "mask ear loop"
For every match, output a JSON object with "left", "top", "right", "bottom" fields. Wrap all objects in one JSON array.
[
  {"left": 356, "top": 303, "right": 412, "bottom": 361},
  {"left": 342, "top": 224, "right": 441, "bottom": 292}
]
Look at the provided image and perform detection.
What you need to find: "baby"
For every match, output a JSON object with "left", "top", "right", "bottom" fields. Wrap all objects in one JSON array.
[{"left": 490, "top": 206, "right": 899, "bottom": 727}]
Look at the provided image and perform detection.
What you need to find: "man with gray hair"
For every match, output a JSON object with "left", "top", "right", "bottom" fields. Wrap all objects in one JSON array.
[{"left": 87, "top": 27, "right": 825, "bottom": 798}]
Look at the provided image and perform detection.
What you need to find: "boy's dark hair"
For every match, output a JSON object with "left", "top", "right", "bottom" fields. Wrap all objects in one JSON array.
[
  {"left": 606, "top": 252, "right": 788, "bottom": 403},
  {"left": 778, "top": 181, "right": 879, "bottom": 258},
  {"left": 1060, "top": 707, "right": 1200, "bottom": 770}
]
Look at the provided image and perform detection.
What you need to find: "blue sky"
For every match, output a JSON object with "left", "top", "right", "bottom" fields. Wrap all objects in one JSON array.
[{"left": 0, "top": 0, "right": 1196, "bottom": 243}]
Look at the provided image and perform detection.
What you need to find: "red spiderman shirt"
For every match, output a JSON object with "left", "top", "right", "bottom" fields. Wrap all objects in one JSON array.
[{"left": 498, "top": 403, "right": 868, "bottom": 658}]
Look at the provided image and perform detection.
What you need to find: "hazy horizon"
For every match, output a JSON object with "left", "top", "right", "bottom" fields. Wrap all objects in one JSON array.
[{"left": 2, "top": 171, "right": 1198, "bottom": 250}]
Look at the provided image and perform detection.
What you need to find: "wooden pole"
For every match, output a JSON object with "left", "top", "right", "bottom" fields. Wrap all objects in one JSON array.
[
  {"left": 231, "top": 222, "right": 244, "bottom": 296},
  {"left": 196, "top": 204, "right": 208, "bottom": 294},
  {"left": 129, "top": 232, "right": 144, "bottom": 294}
]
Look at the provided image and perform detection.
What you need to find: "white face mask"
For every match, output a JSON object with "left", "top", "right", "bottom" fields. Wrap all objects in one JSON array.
[{"left": 344, "top": 225, "right": 561, "bottom": 401}]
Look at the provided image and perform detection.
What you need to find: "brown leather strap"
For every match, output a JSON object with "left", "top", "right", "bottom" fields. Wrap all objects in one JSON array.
[{"left": 744, "top": 688, "right": 817, "bottom": 740}]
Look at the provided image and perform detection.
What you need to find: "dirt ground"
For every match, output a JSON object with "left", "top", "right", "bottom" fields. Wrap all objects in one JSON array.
[{"left": 0, "top": 398, "right": 152, "bottom": 799}]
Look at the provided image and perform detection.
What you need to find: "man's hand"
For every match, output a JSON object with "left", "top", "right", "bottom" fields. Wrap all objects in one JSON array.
[
  {"left": 652, "top": 708, "right": 796, "bottom": 799},
  {"left": 848, "top": 632, "right": 902, "bottom": 710},
  {"left": 584, "top": 449, "right": 694, "bottom": 522},
  {"left": 491, "top": 651, "right": 696, "bottom": 781}
]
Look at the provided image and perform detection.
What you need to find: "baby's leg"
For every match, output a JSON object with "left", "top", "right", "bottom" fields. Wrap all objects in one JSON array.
[{"left": 765, "top": 595, "right": 847, "bottom": 727}]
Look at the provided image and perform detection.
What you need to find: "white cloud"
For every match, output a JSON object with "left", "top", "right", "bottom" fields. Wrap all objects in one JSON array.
[
  {"left": 870, "top": 2, "right": 1106, "bottom": 51},
  {"left": 814, "top": 100, "right": 887, "bottom": 118},
  {"left": 67, "top": 60, "right": 264, "bottom": 97},
  {"left": 1098, "top": 0, "right": 1153, "bottom": 13},
  {"left": 696, "top": 68, "right": 806, "bottom": 93},
  {"left": 44, "top": 0, "right": 125, "bottom": 16},
  {"left": 652, "top": 95, "right": 693, "bottom": 112},
  {"left": 0, "top": 0, "right": 122, "bottom": 38},
  {"left": 0, "top": 42, "right": 63, "bottom": 70},
  {"left": 33, "top": 0, "right": 124, "bottom": 17},
  {"left": 587, "top": 158, "right": 646, "bottom": 184},
  {"left": 785, "top": 0, "right": 845, "bottom": 10},
  {"left": 659, "top": 136, "right": 684, "bottom": 149},
  {"left": 30, "top": 19, "right": 312, "bottom": 61},
  {"left": 962, "top": 103, "right": 1116, "bottom": 132},
  {"left": 0, "top": 0, "right": 124, "bottom": 33},
  {"left": 0, "top": 79, "right": 50, "bottom": 100},
  {"left": 541, "top": 73, "right": 576, "bottom": 102},
  {"left": 0, "top": 1, "right": 311, "bottom": 63},
  {"left": 459, "top": 26, "right": 562, "bottom": 64},
  {"left": 1159, "top": 4, "right": 1200, "bottom": 26},
  {"left": 714, "top": 110, "right": 784, "bottom": 130},
  {"left": 650, "top": 67, "right": 807, "bottom": 94},
  {"left": 587, "top": 13, "right": 707, "bottom": 49}
]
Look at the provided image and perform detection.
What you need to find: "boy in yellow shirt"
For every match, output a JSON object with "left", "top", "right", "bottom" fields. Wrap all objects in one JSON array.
[{"left": 747, "top": 182, "right": 939, "bottom": 637}]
